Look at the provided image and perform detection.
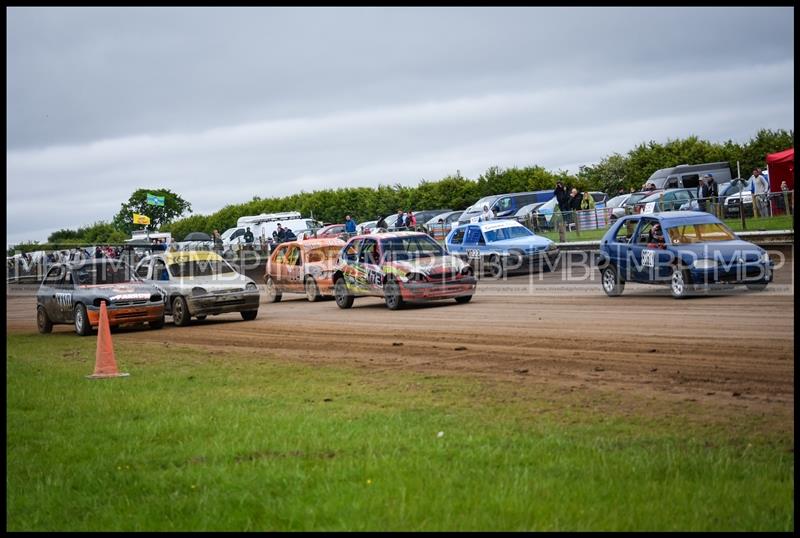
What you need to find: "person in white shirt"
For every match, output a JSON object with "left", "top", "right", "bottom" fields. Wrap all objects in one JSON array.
[
  {"left": 749, "top": 167, "right": 770, "bottom": 217},
  {"left": 480, "top": 205, "right": 495, "bottom": 221}
]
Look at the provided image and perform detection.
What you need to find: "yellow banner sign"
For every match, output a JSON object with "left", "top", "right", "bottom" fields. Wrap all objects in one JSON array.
[{"left": 133, "top": 213, "right": 151, "bottom": 225}]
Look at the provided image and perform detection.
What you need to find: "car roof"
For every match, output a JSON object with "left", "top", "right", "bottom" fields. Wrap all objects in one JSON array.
[
  {"left": 349, "top": 231, "right": 429, "bottom": 241},
  {"left": 451, "top": 219, "right": 525, "bottom": 232},
  {"left": 623, "top": 210, "right": 722, "bottom": 224}
]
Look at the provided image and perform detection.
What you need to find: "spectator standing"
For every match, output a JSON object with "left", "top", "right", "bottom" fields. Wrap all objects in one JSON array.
[
  {"left": 376, "top": 215, "right": 388, "bottom": 230},
  {"left": 243, "top": 227, "right": 255, "bottom": 249},
  {"left": 405, "top": 211, "right": 417, "bottom": 229},
  {"left": 345, "top": 215, "right": 357, "bottom": 234},
  {"left": 580, "top": 191, "right": 596, "bottom": 210},
  {"left": 276, "top": 223, "right": 287, "bottom": 243},
  {"left": 554, "top": 182, "right": 569, "bottom": 213},
  {"left": 699, "top": 174, "right": 718, "bottom": 213},
  {"left": 480, "top": 204, "right": 495, "bottom": 222},
  {"left": 748, "top": 167, "right": 770, "bottom": 217},
  {"left": 566, "top": 188, "right": 582, "bottom": 225},
  {"left": 212, "top": 229, "right": 223, "bottom": 252},
  {"left": 395, "top": 209, "right": 405, "bottom": 229}
]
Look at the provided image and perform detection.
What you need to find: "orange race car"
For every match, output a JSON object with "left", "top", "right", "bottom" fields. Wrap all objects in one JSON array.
[{"left": 264, "top": 237, "right": 345, "bottom": 302}]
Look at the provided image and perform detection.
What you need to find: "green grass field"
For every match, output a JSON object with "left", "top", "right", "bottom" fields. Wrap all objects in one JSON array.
[
  {"left": 6, "top": 334, "right": 794, "bottom": 531},
  {"left": 538, "top": 215, "right": 794, "bottom": 243}
]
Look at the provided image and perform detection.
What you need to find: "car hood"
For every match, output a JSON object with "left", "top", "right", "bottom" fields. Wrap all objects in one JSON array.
[
  {"left": 671, "top": 240, "right": 764, "bottom": 261},
  {"left": 488, "top": 236, "right": 553, "bottom": 250},
  {"left": 383, "top": 255, "right": 467, "bottom": 276},
  {"left": 77, "top": 282, "right": 161, "bottom": 298},
  {"left": 172, "top": 273, "right": 255, "bottom": 291}
]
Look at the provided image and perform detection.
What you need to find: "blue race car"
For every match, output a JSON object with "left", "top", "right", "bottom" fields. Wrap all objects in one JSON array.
[
  {"left": 445, "top": 220, "right": 558, "bottom": 276},
  {"left": 598, "top": 211, "right": 773, "bottom": 299}
]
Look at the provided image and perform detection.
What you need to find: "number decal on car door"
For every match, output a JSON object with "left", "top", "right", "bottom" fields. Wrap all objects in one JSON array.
[
  {"left": 641, "top": 249, "right": 655, "bottom": 268},
  {"left": 466, "top": 249, "right": 481, "bottom": 259}
]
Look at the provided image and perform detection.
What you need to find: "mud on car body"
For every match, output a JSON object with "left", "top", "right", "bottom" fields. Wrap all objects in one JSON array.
[
  {"left": 445, "top": 220, "right": 558, "bottom": 277},
  {"left": 135, "top": 250, "right": 260, "bottom": 325},
  {"left": 333, "top": 231, "right": 477, "bottom": 310},
  {"left": 36, "top": 259, "right": 166, "bottom": 335},
  {"left": 264, "top": 237, "right": 345, "bottom": 302},
  {"left": 598, "top": 211, "right": 774, "bottom": 299}
]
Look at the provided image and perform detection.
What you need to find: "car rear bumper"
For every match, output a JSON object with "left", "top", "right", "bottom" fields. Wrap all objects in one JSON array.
[{"left": 87, "top": 304, "right": 164, "bottom": 326}]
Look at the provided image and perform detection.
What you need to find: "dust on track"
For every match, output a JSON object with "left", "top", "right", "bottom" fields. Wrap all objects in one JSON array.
[{"left": 7, "top": 257, "right": 794, "bottom": 435}]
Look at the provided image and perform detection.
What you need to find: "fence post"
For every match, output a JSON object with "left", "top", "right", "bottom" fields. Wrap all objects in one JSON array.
[
  {"left": 783, "top": 189, "right": 792, "bottom": 216},
  {"left": 556, "top": 211, "right": 566, "bottom": 243},
  {"left": 574, "top": 211, "right": 581, "bottom": 237}
]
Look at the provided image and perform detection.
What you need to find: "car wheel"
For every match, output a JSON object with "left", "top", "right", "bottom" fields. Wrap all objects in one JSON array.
[
  {"left": 36, "top": 306, "right": 53, "bottom": 334},
  {"left": 74, "top": 303, "right": 92, "bottom": 336},
  {"left": 305, "top": 277, "right": 321, "bottom": 302},
  {"left": 241, "top": 310, "right": 258, "bottom": 320},
  {"left": 172, "top": 296, "right": 191, "bottom": 326},
  {"left": 601, "top": 265, "right": 625, "bottom": 297},
  {"left": 265, "top": 277, "right": 282, "bottom": 303},
  {"left": 455, "top": 295, "right": 473, "bottom": 304},
  {"left": 334, "top": 277, "right": 354, "bottom": 309},
  {"left": 384, "top": 278, "right": 404, "bottom": 310},
  {"left": 487, "top": 254, "right": 505, "bottom": 278},
  {"left": 670, "top": 266, "right": 691, "bottom": 299},
  {"left": 746, "top": 282, "right": 768, "bottom": 291}
]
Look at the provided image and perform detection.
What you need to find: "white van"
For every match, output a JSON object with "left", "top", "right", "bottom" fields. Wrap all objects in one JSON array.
[{"left": 222, "top": 212, "right": 321, "bottom": 248}]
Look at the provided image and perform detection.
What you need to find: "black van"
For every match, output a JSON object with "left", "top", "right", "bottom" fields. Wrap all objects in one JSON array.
[{"left": 647, "top": 162, "right": 732, "bottom": 190}]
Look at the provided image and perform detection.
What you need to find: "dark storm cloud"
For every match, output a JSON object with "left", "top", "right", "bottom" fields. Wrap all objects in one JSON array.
[{"left": 6, "top": 7, "right": 794, "bottom": 244}]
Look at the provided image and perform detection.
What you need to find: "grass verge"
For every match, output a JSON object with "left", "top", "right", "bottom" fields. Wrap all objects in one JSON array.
[{"left": 6, "top": 333, "right": 794, "bottom": 531}]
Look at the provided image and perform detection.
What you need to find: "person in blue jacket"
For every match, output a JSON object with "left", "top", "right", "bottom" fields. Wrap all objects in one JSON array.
[{"left": 344, "top": 215, "right": 357, "bottom": 234}]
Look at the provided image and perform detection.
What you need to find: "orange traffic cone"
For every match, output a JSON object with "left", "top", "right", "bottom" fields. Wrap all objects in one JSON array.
[{"left": 86, "top": 301, "right": 129, "bottom": 379}]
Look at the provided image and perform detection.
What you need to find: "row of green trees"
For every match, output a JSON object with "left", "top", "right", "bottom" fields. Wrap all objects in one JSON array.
[{"left": 8, "top": 129, "right": 793, "bottom": 255}]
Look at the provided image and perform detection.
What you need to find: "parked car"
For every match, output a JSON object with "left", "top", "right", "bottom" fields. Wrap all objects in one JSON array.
[
  {"left": 514, "top": 201, "right": 546, "bottom": 224},
  {"left": 333, "top": 232, "right": 477, "bottom": 310},
  {"left": 264, "top": 238, "right": 345, "bottom": 302},
  {"left": 357, "top": 220, "right": 379, "bottom": 234},
  {"left": 134, "top": 250, "right": 260, "bottom": 325},
  {"left": 424, "top": 210, "right": 464, "bottom": 240},
  {"left": 314, "top": 224, "right": 348, "bottom": 238},
  {"left": 598, "top": 211, "right": 773, "bottom": 299},
  {"left": 458, "top": 191, "right": 550, "bottom": 224},
  {"left": 646, "top": 161, "right": 733, "bottom": 190},
  {"left": 36, "top": 259, "right": 166, "bottom": 335},
  {"left": 634, "top": 188, "right": 696, "bottom": 214},
  {"left": 445, "top": 220, "right": 558, "bottom": 276},
  {"left": 412, "top": 209, "right": 453, "bottom": 227}
]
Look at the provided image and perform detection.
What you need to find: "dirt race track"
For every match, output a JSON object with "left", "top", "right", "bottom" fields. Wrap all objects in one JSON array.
[{"left": 7, "top": 250, "right": 795, "bottom": 434}]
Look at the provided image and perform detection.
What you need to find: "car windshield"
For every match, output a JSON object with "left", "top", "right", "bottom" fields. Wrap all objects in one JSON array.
[
  {"left": 665, "top": 222, "right": 737, "bottom": 244},
  {"left": 169, "top": 259, "right": 237, "bottom": 277},
  {"left": 626, "top": 193, "right": 648, "bottom": 205},
  {"left": 306, "top": 246, "right": 342, "bottom": 263},
  {"left": 484, "top": 226, "right": 534, "bottom": 242},
  {"left": 381, "top": 235, "right": 445, "bottom": 261},
  {"left": 74, "top": 261, "right": 136, "bottom": 285}
]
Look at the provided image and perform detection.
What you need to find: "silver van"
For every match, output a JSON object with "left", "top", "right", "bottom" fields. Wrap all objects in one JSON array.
[{"left": 646, "top": 162, "right": 732, "bottom": 190}]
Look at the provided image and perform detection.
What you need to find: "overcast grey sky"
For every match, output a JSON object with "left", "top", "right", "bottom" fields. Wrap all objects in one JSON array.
[{"left": 6, "top": 6, "right": 794, "bottom": 245}]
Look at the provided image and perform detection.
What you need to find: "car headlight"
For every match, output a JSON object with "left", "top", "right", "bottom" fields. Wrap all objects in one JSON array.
[
  {"left": 692, "top": 259, "right": 718, "bottom": 270},
  {"left": 245, "top": 282, "right": 257, "bottom": 291},
  {"left": 191, "top": 286, "right": 207, "bottom": 296}
]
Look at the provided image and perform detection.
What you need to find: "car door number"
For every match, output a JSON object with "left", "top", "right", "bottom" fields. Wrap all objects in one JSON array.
[
  {"left": 55, "top": 292, "right": 73, "bottom": 308},
  {"left": 641, "top": 249, "right": 655, "bottom": 268},
  {"left": 367, "top": 270, "right": 383, "bottom": 287},
  {"left": 466, "top": 249, "right": 481, "bottom": 259}
]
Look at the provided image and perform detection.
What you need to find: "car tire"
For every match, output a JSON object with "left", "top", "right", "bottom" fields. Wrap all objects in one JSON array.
[
  {"left": 455, "top": 295, "right": 473, "bottom": 304},
  {"left": 241, "top": 310, "right": 258, "bottom": 321},
  {"left": 746, "top": 282, "right": 768, "bottom": 291},
  {"left": 670, "top": 266, "right": 692, "bottom": 299},
  {"left": 172, "top": 296, "right": 191, "bottom": 326},
  {"left": 149, "top": 315, "right": 165, "bottom": 329},
  {"left": 305, "top": 277, "right": 321, "bottom": 302},
  {"left": 265, "top": 277, "right": 282, "bottom": 303},
  {"left": 334, "top": 277, "right": 354, "bottom": 309},
  {"left": 384, "top": 278, "right": 404, "bottom": 310},
  {"left": 601, "top": 265, "right": 625, "bottom": 297},
  {"left": 36, "top": 306, "right": 53, "bottom": 334},
  {"left": 487, "top": 254, "right": 505, "bottom": 279},
  {"left": 74, "top": 303, "right": 92, "bottom": 336}
]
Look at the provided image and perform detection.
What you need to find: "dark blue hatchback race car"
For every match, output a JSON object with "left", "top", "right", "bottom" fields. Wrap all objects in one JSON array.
[{"left": 598, "top": 211, "right": 773, "bottom": 299}]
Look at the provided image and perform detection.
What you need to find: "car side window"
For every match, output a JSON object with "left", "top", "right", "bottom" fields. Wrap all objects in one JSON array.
[
  {"left": 136, "top": 259, "right": 151, "bottom": 279},
  {"left": 286, "top": 246, "right": 301, "bottom": 266},
  {"left": 450, "top": 228, "right": 466, "bottom": 244},
  {"left": 153, "top": 258, "right": 169, "bottom": 281},
  {"left": 636, "top": 220, "right": 659, "bottom": 244},
  {"left": 496, "top": 197, "right": 512, "bottom": 211},
  {"left": 359, "top": 239, "right": 380, "bottom": 265},
  {"left": 343, "top": 240, "right": 361, "bottom": 262},
  {"left": 614, "top": 220, "right": 637, "bottom": 243},
  {"left": 464, "top": 226, "right": 485, "bottom": 245},
  {"left": 42, "top": 266, "right": 63, "bottom": 286}
]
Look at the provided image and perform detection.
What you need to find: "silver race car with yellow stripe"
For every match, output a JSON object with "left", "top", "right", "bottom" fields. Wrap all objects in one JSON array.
[{"left": 135, "top": 251, "right": 260, "bottom": 326}]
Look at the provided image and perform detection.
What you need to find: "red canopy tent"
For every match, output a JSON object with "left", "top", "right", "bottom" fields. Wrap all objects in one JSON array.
[{"left": 766, "top": 147, "right": 794, "bottom": 192}]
